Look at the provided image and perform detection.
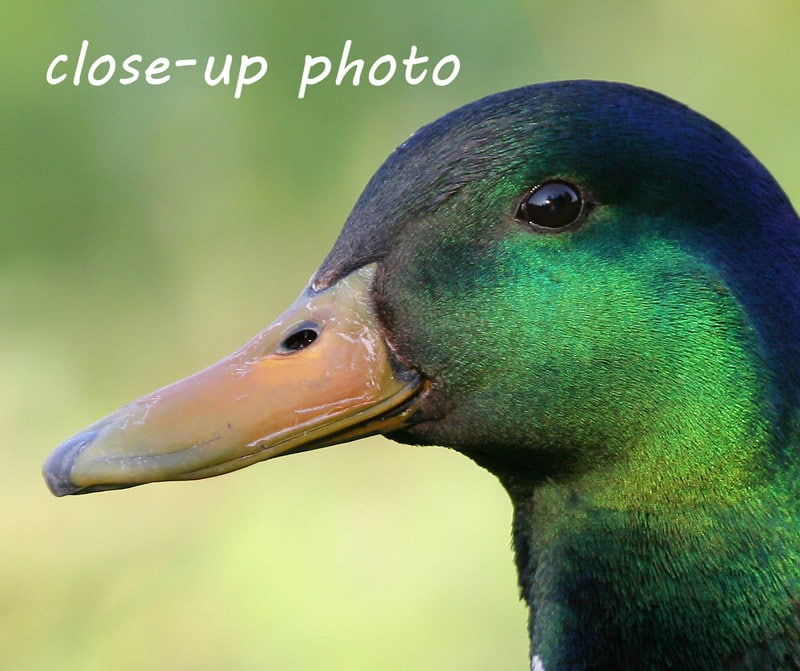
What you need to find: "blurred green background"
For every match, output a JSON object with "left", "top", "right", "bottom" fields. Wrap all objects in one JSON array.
[{"left": 4, "top": 1, "right": 800, "bottom": 669}]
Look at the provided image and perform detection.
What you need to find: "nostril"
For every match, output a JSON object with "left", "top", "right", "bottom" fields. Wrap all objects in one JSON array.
[{"left": 281, "top": 327, "right": 319, "bottom": 352}]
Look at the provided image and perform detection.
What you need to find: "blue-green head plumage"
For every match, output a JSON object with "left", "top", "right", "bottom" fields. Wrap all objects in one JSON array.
[
  {"left": 317, "top": 80, "right": 800, "bottom": 491},
  {"left": 315, "top": 80, "right": 800, "bottom": 668}
]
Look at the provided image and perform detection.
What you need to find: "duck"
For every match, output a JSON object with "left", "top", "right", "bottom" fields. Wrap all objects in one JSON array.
[{"left": 43, "top": 80, "right": 800, "bottom": 670}]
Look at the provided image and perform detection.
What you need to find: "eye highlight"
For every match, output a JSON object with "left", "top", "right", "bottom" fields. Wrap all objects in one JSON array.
[{"left": 516, "top": 180, "right": 587, "bottom": 231}]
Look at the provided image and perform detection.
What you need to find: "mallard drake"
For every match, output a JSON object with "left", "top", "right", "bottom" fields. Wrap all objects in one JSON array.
[{"left": 44, "top": 80, "right": 800, "bottom": 669}]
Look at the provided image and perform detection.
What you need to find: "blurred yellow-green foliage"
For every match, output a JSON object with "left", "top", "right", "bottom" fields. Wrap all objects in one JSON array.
[{"left": 4, "top": 1, "right": 800, "bottom": 669}]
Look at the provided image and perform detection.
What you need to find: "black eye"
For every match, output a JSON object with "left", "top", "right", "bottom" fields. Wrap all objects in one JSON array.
[
  {"left": 281, "top": 326, "right": 319, "bottom": 352},
  {"left": 516, "top": 180, "right": 585, "bottom": 230}
]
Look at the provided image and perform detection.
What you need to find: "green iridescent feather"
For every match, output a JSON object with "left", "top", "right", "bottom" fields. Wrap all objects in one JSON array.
[{"left": 317, "top": 81, "right": 800, "bottom": 668}]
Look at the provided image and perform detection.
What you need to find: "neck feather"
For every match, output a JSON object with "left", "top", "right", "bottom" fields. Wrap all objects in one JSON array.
[{"left": 505, "top": 480, "right": 800, "bottom": 670}]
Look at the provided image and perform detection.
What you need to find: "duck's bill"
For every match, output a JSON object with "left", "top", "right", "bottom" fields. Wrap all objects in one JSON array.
[{"left": 43, "top": 264, "right": 424, "bottom": 496}]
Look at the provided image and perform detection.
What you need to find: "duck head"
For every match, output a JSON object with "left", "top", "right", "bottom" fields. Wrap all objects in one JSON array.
[{"left": 44, "top": 81, "right": 800, "bottom": 668}]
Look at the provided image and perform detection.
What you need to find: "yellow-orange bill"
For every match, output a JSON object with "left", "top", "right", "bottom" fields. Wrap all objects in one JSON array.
[{"left": 43, "top": 264, "right": 424, "bottom": 496}]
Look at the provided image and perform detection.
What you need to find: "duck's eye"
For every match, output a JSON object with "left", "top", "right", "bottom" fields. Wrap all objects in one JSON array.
[
  {"left": 280, "top": 326, "right": 319, "bottom": 352},
  {"left": 516, "top": 180, "right": 585, "bottom": 230}
]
